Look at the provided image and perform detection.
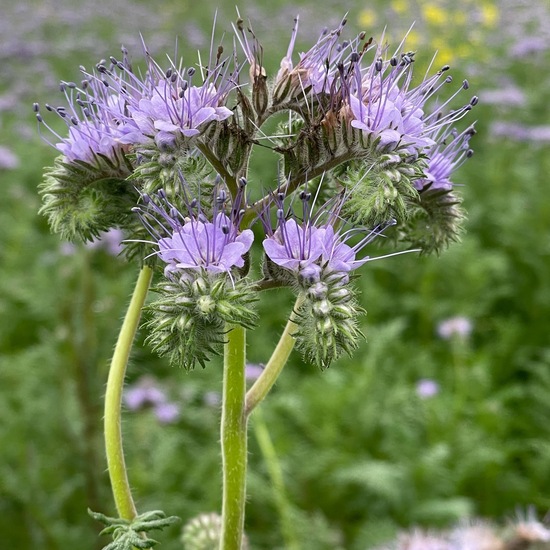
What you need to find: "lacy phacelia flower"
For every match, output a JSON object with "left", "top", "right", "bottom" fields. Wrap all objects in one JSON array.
[
  {"left": 415, "top": 125, "right": 476, "bottom": 191},
  {"left": 345, "top": 48, "right": 478, "bottom": 155},
  {"left": 262, "top": 191, "right": 396, "bottom": 369},
  {"left": 34, "top": 78, "right": 131, "bottom": 167},
  {"left": 136, "top": 185, "right": 253, "bottom": 278},
  {"left": 94, "top": 43, "right": 238, "bottom": 148},
  {"left": 136, "top": 182, "right": 258, "bottom": 370},
  {"left": 262, "top": 191, "right": 386, "bottom": 287}
]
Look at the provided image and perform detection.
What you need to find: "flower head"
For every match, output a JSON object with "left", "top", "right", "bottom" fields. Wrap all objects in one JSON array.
[
  {"left": 437, "top": 316, "right": 473, "bottom": 339},
  {"left": 136, "top": 180, "right": 253, "bottom": 278},
  {"left": 93, "top": 41, "right": 238, "bottom": 149},
  {"left": 415, "top": 125, "right": 475, "bottom": 191},
  {"left": 34, "top": 76, "right": 131, "bottom": 167},
  {"left": 344, "top": 45, "right": 478, "bottom": 155},
  {"left": 262, "top": 190, "right": 392, "bottom": 286}
]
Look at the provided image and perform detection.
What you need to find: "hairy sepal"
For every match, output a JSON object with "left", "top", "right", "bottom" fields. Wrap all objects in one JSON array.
[
  {"left": 39, "top": 153, "right": 134, "bottom": 242},
  {"left": 144, "top": 272, "right": 258, "bottom": 370}
]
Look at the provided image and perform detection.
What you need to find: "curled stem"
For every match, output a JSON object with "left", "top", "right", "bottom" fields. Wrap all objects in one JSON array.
[
  {"left": 245, "top": 294, "right": 304, "bottom": 417},
  {"left": 104, "top": 265, "right": 153, "bottom": 520}
]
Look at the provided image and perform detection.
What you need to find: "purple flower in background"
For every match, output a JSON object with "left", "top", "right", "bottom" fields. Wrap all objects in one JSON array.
[
  {"left": 124, "top": 376, "right": 167, "bottom": 410},
  {"left": 245, "top": 363, "right": 264, "bottom": 382},
  {"left": 416, "top": 379, "right": 439, "bottom": 399},
  {"left": 0, "top": 145, "right": 19, "bottom": 169},
  {"left": 86, "top": 228, "right": 125, "bottom": 256},
  {"left": 414, "top": 125, "right": 475, "bottom": 191},
  {"left": 135, "top": 182, "right": 253, "bottom": 278},
  {"left": 154, "top": 402, "right": 181, "bottom": 424},
  {"left": 437, "top": 316, "right": 473, "bottom": 339}
]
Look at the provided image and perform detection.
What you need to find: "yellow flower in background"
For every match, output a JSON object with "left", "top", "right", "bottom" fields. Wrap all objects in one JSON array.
[
  {"left": 358, "top": 8, "right": 377, "bottom": 29},
  {"left": 480, "top": 2, "right": 499, "bottom": 28},
  {"left": 422, "top": 4, "right": 448, "bottom": 26},
  {"left": 390, "top": 0, "right": 408, "bottom": 15}
]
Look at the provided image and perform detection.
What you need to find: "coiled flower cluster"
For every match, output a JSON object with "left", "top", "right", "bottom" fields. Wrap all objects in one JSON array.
[{"left": 36, "top": 12, "right": 477, "bottom": 369}]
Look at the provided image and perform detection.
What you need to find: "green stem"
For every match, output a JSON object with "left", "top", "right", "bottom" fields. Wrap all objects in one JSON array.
[
  {"left": 196, "top": 142, "right": 239, "bottom": 198},
  {"left": 252, "top": 407, "right": 300, "bottom": 550},
  {"left": 245, "top": 295, "right": 304, "bottom": 417},
  {"left": 220, "top": 325, "right": 248, "bottom": 550},
  {"left": 104, "top": 265, "right": 153, "bottom": 519}
]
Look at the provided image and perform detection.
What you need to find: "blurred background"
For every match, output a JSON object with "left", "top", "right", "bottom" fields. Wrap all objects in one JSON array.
[{"left": 1, "top": 0, "right": 550, "bottom": 548}]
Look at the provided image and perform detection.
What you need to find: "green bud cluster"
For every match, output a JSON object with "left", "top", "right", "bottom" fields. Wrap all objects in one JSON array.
[
  {"left": 88, "top": 508, "right": 179, "bottom": 550},
  {"left": 398, "top": 187, "right": 466, "bottom": 255},
  {"left": 294, "top": 273, "right": 364, "bottom": 370},
  {"left": 181, "top": 512, "right": 249, "bottom": 550},
  {"left": 339, "top": 154, "right": 425, "bottom": 227},
  {"left": 39, "top": 153, "right": 134, "bottom": 242},
  {"left": 131, "top": 143, "right": 214, "bottom": 201},
  {"left": 145, "top": 272, "right": 258, "bottom": 370}
]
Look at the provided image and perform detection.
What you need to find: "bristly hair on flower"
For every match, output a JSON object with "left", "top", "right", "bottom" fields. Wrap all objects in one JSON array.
[{"left": 134, "top": 177, "right": 257, "bottom": 370}]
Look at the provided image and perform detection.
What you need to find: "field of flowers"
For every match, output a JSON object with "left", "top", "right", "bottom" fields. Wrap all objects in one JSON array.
[{"left": 1, "top": 0, "right": 550, "bottom": 548}]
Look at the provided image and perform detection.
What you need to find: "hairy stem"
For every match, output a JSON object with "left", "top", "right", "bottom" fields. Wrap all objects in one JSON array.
[
  {"left": 196, "top": 142, "right": 239, "bottom": 198},
  {"left": 245, "top": 295, "right": 304, "bottom": 417},
  {"left": 104, "top": 265, "right": 153, "bottom": 519},
  {"left": 241, "top": 152, "right": 353, "bottom": 227},
  {"left": 220, "top": 325, "right": 248, "bottom": 550}
]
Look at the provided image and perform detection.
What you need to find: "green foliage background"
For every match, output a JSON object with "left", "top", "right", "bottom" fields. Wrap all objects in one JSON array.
[{"left": 1, "top": 0, "right": 550, "bottom": 548}]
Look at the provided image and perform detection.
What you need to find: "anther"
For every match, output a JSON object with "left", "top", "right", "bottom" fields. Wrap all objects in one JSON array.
[
  {"left": 462, "top": 79, "right": 469, "bottom": 90},
  {"left": 470, "top": 96, "right": 479, "bottom": 106},
  {"left": 390, "top": 57, "right": 398, "bottom": 67},
  {"left": 276, "top": 208, "right": 285, "bottom": 220},
  {"left": 33, "top": 103, "right": 39, "bottom": 112},
  {"left": 70, "top": 116, "right": 79, "bottom": 125},
  {"left": 221, "top": 225, "right": 229, "bottom": 235},
  {"left": 187, "top": 67, "right": 196, "bottom": 77},
  {"left": 239, "top": 177, "right": 247, "bottom": 188}
]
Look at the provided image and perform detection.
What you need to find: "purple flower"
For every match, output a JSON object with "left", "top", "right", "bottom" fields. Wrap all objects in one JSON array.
[
  {"left": 437, "top": 316, "right": 473, "bottom": 339},
  {"left": 34, "top": 79, "right": 131, "bottom": 165},
  {"left": 262, "top": 191, "right": 391, "bottom": 284},
  {"left": 414, "top": 125, "right": 475, "bottom": 191},
  {"left": 154, "top": 402, "right": 181, "bottom": 424},
  {"left": 0, "top": 145, "right": 19, "bottom": 169},
  {"left": 416, "top": 379, "right": 439, "bottom": 399},
  {"left": 136, "top": 183, "right": 253, "bottom": 277},
  {"left": 124, "top": 376, "right": 167, "bottom": 410},
  {"left": 94, "top": 42, "right": 238, "bottom": 147},
  {"left": 245, "top": 363, "right": 264, "bottom": 381},
  {"left": 345, "top": 49, "right": 477, "bottom": 154},
  {"left": 157, "top": 212, "right": 253, "bottom": 275},
  {"left": 86, "top": 228, "right": 125, "bottom": 256}
]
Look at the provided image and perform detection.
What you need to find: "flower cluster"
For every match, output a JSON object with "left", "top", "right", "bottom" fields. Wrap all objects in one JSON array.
[
  {"left": 135, "top": 181, "right": 257, "bottom": 369},
  {"left": 36, "top": 12, "right": 477, "bottom": 369},
  {"left": 261, "top": 190, "right": 397, "bottom": 368}
]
